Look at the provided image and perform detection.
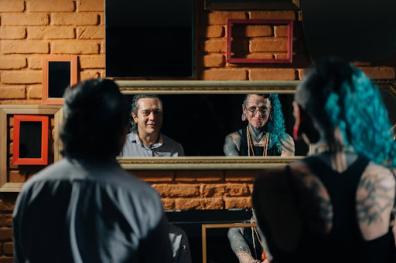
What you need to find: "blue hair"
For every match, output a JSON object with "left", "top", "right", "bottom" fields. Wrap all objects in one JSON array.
[
  {"left": 266, "top": 94, "right": 287, "bottom": 153},
  {"left": 303, "top": 58, "right": 396, "bottom": 167}
]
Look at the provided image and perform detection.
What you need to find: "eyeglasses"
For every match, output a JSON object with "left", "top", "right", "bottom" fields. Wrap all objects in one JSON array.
[{"left": 245, "top": 106, "right": 269, "bottom": 115}]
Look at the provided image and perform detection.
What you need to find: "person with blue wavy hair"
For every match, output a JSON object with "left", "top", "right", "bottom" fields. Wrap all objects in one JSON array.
[
  {"left": 224, "top": 94, "right": 295, "bottom": 157},
  {"left": 252, "top": 58, "right": 396, "bottom": 263}
]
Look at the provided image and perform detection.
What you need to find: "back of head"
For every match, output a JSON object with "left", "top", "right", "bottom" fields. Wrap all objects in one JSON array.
[
  {"left": 296, "top": 57, "right": 396, "bottom": 166},
  {"left": 60, "top": 79, "right": 130, "bottom": 160}
]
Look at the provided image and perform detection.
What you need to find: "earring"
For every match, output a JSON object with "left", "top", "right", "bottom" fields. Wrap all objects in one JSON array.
[{"left": 241, "top": 112, "right": 246, "bottom": 121}]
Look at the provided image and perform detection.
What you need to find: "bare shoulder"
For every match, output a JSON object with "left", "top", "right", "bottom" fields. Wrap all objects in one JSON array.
[{"left": 357, "top": 162, "right": 395, "bottom": 240}]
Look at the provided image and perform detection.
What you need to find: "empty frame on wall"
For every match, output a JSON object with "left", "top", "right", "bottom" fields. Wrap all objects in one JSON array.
[
  {"left": 42, "top": 55, "right": 77, "bottom": 104},
  {"left": 12, "top": 115, "right": 49, "bottom": 165},
  {"left": 227, "top": 19, "right": 294, "bottom": 64}
]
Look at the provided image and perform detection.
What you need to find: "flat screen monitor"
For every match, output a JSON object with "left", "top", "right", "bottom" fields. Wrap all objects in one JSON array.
[{"left": 105, "top": 0, "right": 195, "bottom": 78}]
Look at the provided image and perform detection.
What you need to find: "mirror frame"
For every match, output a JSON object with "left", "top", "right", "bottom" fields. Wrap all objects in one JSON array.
[
  {"left": 201, "top": 222, "right": 256, "bottom": 263},
  {"left": 117, "top": 80, "right": 300, "bottom": 169},
  {"left": 0, "top": 105, "right": 63, "bottom": 192}
]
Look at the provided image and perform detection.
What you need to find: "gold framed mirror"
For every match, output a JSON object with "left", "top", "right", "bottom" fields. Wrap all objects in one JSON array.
[{"left": 115, "top": 80, "right": 396, "bottom": 170}]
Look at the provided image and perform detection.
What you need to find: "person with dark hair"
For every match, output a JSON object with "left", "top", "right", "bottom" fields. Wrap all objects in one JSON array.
[
  {"left": 13, "top": 79, "right": 173, "bottom": 263},
  {"left": 224, "top": 94, "right": 294, "bottom": 156},
  {"left": 119, "top": 94, "right": 184, "bottom": 157},
  {"left": 253, "top": 58, "right": 396, "bottom": 263}
]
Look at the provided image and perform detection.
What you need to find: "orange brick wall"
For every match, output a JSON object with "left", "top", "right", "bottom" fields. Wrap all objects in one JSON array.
[{"left": 0, "top": 1, "right": 396, "bottom": 261}]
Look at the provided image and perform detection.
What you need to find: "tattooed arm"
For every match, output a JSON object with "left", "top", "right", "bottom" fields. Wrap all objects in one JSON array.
[
  {"left": 224, "top": 132, "right": 241, "bottom": 156},
  {"left": 280, "top": 134, "right": 295, "bottom": 157},
  {"left": 356, "top": 164, "right": 396, "bottom": 240}
]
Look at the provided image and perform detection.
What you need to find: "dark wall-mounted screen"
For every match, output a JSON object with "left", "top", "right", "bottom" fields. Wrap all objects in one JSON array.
[
  {"left": 19, "top": 122, "right": 42, "bottom": 158},
  {"left": 105, "top": 0, "right": 195, "bottom": 78},
  {"left": 48, "top": 61, "right": 70, "bottom": 98},
  {"left": 302, "top": 0, "right": 396, "bottom": 62}
]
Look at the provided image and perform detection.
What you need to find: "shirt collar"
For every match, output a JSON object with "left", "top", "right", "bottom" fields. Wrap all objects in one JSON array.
[{"left": 130, "top": 131, "right": 164, "bottom": 149}]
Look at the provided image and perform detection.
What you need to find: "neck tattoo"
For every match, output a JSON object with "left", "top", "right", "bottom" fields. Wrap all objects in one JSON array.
[{"left": 249, "top": 125, "right": 265, "bottom": 142}]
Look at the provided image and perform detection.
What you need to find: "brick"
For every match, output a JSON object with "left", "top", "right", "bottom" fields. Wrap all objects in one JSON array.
[
  {"left": 225, "top": 171, "right": 258, "bottom": 182},
  {"left": 202, "top": 69, "right": 247, "bottom": 80},
  {"left": 204, "top": 25, "right": 224, "bottom": 38},
  {"left": 1, "top": 40, "right": 49, "bottom": 54},
  {"left": 77, "top": 0, "right": 104, "bottom": 11},
  {"left": 2, "top": 71, "right": 41, "bottom": 84},
  {"left": 0, "top": 56, "right": 26, "bottom": 69},
  {"left": 80, "top": 69, "right": 104, "bottom": 80},
  {"left": 28, "top": 26, "right": 75, "bottom": 40},
  {"left": 274, "top": 53, "right": 290, "bottom": 60},
  {"left": 201, "top": 198, "right": 224, "bottom": 209},
  {"left": 225, "top": 184, "right": 250, "bottom": 197},
  {"left": 0, "top": 0, "right": 24, "bottom": 12},
  {"left": 0, "top": 215, "right": 12, "bottom": 227},
  {"left": 249, "top": 11, "right": 296, "bottom": 20},
  {"left": 79, "top": 55, "right": 105, "bottom": 68},
  {"left": 250, "top": 38, "right": 288, "bottom": 52},
  {"left": 224, "top": 197, "right": 252, "bottom": 209},
  {"left": 175, "top": 198, "right": 202, "bottom": 210},
  {"left": 77, "top": 26, "right": 104, "bottom": 39},
  {"left": 0, "top": 27, "right": 26, "bottom": 39},
  {"left": 246, "top": 53, "right": 273, "bottom": 60},
  {"left": 27, "top": 0, "right": 75, "bottom": 12},
  {"left": 152, "top": 184, "right": 200, "bottom": 198},
  {"left": 0, "top": 228, "right": 12, "bottom": 241},
  {"left": 0, "top": 85, "right": 26, "bottom": 99},
  {"left": 250, "top": 69, "right": 296, "bottom": 80},
  {"left": 3, "top": 242, "right": 13, "bottom": 256},
  {"left": 27, "top": 85, "right": 42, "bottom": 99},
  {"left": 360, "top": 67, "right": 395, "bottom": 80},
  {"left": 274, "top": 25, "right": 289, "bottom": 37},
  {"left": 243, "top": 25, "right": 273, "bottom": 37},
  {"left": 161, "top": 198, "right": 175, "bottom": 211},
  {"left": 51, "top": 13, "right": 99, "bottom": 26},
  {"left": 100, "top": 40, "right": 105, "bottom": 54},
  {"left": 175, "top": 171, "right": 224, "bottom": 183},
  {"left": 28, "top": 56, "right": 43, "bottom": 69},
  {"left": 133, "top": 171, "right": 174, "bottom": 183},
  {"left": 208, "top": 12, "right": 247, "bottom": 25},
  {"left": 51, "top": 40, "right": 99, "bottom": 54},
  {"left": 1, "top": 14, "right": 48, "bottom": 26},
  {"left": 201, "top": 184, "right": 225, "bottom": 197},
  {"left": 9, "top": 170, "right": 25, "bottom": 183},
  {"left": 203, "top": 54, "right": 225, "bottom": 68},
  {"left": 204, "top": 39, "right": 226, "bottom": 53}
]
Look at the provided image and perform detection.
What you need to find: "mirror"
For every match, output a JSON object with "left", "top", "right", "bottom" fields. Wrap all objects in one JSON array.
[
  {"left": 123, "top": 93, "right": 307, "bottom": 156},
  {"left": 116, "top": 80, "right": 396, "bottom": 169}
]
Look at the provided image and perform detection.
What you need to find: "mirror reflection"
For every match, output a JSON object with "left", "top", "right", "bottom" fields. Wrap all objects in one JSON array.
[{"left": 120, "top": 94, "right": 309, "bottom": 157}]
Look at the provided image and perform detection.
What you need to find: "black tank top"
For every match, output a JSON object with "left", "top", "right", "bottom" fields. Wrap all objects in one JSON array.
[
  {"left": 239, "top": 127, "right": 281, "bottom": 156},
  {"left": 283, "top": 155, "right": 396, "bottom": 263}
]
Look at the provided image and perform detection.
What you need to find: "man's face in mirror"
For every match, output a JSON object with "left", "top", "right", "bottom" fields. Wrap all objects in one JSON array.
[
  {"left": 243, "top": 95, "right": 271, "bottom": 129},
  {"left": 132, "top": 98, "right": 163, "bottom": 137}
]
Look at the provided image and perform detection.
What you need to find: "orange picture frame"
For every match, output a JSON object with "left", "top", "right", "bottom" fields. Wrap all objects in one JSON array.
[
  {"left": 42, "top": 55, "right": 78, "bottom": 105},
  {"left": 12, "top": 115, "right": 49, "bottom": 165}
]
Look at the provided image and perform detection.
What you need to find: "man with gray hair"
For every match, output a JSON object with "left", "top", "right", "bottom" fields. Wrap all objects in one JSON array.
[{"left": 120, "top": 94, "right": 184, "bottom": 157}]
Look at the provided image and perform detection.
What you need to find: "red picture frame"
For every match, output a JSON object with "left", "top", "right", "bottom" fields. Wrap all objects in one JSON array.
[
  {"left": 227, "top": 19, "right": 294, "bottom": 64},
  {"left": 12, "top": 115, "right": 49, "bottom": 165},
  {"left": 42, "top": 55, "right": 78, "bottom": 105}
]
